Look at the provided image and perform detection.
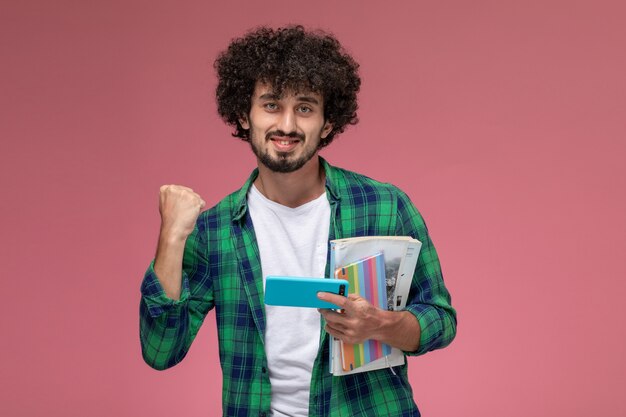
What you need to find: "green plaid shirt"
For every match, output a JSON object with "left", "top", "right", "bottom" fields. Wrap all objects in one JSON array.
[{"left": 140, "top": 157, "right": 456, "bottom": 417}]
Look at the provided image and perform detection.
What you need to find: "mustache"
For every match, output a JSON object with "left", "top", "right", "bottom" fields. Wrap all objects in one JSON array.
[{"left": 265, "top": 130, "right": 305, "bottom": 141}]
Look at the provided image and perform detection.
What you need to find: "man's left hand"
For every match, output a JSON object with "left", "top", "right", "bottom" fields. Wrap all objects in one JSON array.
[{"left": 317, "top": 292, "right": 383, "bottom": 345}]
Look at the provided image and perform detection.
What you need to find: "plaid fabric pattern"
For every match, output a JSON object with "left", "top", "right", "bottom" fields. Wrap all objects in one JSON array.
[{"left": 140, "top": 157, "right": 456, "bottom": 417}]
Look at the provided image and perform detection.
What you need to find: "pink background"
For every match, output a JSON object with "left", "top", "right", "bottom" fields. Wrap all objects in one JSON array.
[{"left": 2, "top": 1, "right": 625, "bottom": 416}]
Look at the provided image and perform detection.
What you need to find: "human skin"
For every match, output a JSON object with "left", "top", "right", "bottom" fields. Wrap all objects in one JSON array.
[
  {"left": 318, "top": 292, "right": 421, "bottom": 352},
  {"left": 151, "top": 82, "right": 420, "bottom": 352},
  {"left": 240, "top": 82, "right": 333, "bottom": 208},
  {"left": 153, "top": 184, "right": 205, "bottom": 300}
]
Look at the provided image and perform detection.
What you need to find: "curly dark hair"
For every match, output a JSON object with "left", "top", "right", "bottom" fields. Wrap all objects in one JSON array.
[{"left": 214, "top": 25, "right": 361, "bottom": 148}]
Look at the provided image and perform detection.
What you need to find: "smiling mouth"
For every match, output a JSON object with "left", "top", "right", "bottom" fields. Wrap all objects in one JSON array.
[
  {"left": 270, "top": 137, "right": 301, "bottom": 152},
  {"left": 272, "top": 139, "right": 300, "bottom": 145}
]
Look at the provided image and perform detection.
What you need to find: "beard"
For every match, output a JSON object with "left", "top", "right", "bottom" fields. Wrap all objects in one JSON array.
[{"left": 249, "top": 130, "right": 320, "bottom": 173}]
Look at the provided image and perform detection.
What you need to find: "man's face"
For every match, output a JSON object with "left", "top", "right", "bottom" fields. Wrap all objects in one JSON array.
[{"left": 240, "top": 82, "right": 333, "bottom": 173}]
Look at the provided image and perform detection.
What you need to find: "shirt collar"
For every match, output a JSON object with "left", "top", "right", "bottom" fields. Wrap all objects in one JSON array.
[{"left": 231, "top": 156, "right": 341, "bottom": 222}]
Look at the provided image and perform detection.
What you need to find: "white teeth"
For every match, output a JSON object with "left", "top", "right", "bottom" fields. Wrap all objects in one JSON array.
[{"left": 280, "top": 141, "right": 290, "bottom": 145}]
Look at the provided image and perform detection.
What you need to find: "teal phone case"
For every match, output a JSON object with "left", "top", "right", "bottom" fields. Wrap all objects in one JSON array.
[{"left": 264, "top": 276, "right": 349, "bottom": 309}]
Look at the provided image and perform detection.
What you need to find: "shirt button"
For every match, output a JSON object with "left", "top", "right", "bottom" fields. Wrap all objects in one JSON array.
[
  {"left": 260, "top": 412, "right": 267, "bottom": 417},
  {"left": 261, "top": 366, "right": 267, "bottom": 373}
]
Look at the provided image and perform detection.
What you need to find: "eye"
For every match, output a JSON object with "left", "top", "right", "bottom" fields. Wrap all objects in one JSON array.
[
  {"left": 297, "top": 105, "right": 313, "bottom": 113},
  {"left": 264, "top": 102, "right": 278, "bottom": 111}
]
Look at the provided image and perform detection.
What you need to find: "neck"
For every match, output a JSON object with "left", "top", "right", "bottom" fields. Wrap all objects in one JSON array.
[{"left": 254, "top": 155, "right": 325, "bottom": 208}]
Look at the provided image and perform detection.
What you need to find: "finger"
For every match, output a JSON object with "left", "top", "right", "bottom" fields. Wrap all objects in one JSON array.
[
  {"left": 160, "top": 184, "right": 194, "bottom": 193},
  {"left": 317, "top": 291, "right": 348, "bottom": 309},
  {"left": 174, "top": 185, "right": 194, "bottom": 192},
  {"left": 324, "top": 324, "right": 346, "bottom": 338},
  {"left": 347, "top": 293, "right": 364, "bottom": 302},
  {"left": 325, "top": 320, "right": 347, "bottom": 332},
  {"left": 324, "top": 324, "right": 338, "bottom": 338},
  {"left": 325, "top": 324, "right": 360, "bottom": 344},
  {"left": 318, "top": 308, "right": 345, "bottom": 324}
]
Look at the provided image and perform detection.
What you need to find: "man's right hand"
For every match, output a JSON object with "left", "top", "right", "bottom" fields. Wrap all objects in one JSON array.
[
  {"left": 153, "top": 185, "right": 205, "bottom": 300},
  {"left": 158, "top": 185, "right": 206, "bottom": 240}
]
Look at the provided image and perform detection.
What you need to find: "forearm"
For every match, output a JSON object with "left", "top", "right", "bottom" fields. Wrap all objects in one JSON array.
[
  {"left": 140, "top": 295, "right": 191, "bottom": 370},
  {"left": 140, "top": 185, "right": 210, "bottom": 369},
  {"left": 153, "top": 230, "right": 187, "bottom": 300},
  {"left": 319, "top": 293, "right": 423, "bottom": 352},
  {"left": 395, "top": 190, "right": 457, "bottom": 355},
  {"left": 373, "top": 310, "right": 421, "bottom": 352},
  {"left": 153, "top": 183, "right": 206, "bottom": 300},
  {"left": 404, "top": 301, "right": 457, "bottom": 355}
]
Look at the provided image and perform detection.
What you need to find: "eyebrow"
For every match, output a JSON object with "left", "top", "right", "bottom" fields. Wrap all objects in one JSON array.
[
  {"left": 297, "top": 96, "right": 321, "bottom": 105},
  {"left": 258, "top": 93, "right": 321, "bottom": 105}
]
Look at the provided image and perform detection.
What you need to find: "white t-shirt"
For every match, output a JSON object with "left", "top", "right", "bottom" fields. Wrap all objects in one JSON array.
[{"left": 247, "top": 185, "right": 330, "bottom": 417}]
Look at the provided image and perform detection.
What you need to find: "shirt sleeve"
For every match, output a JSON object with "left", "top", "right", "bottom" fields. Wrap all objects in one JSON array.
[
  {"left": 395, "top": 190, "right": 457, "bottom": 356},
  {"left": 139, "top": 222, "right": 214, "bottom": 370}
]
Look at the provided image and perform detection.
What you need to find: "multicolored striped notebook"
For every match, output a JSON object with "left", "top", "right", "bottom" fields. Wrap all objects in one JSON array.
[{"left": 334, "top": 252, "right": 392, "bottom": 371}]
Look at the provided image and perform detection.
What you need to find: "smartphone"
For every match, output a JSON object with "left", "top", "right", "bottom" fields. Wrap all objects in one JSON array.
[{"left": 264, "top": 276, "right": 349, "bottom": 309}]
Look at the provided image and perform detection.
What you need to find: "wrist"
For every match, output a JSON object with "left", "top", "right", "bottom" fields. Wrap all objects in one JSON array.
[
  {"left": 372, "top": 309, "right": 396, "bottom": 341},
  {"left": 155, "top": 228, "right": 188, "bottom": 263},
  {"left": 159, "top": 225, "right": 191, "bottom": 245},
  {"left": 373, "top": 310, "right": 420, "bottom": 352}
]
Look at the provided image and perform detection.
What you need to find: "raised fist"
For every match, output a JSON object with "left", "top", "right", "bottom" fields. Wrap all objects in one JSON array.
[{"left": 158, "top": 185, "right": 206, "bottom": 240}]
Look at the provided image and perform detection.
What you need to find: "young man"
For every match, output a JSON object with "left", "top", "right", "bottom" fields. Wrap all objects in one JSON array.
[{"left": 140, "top": 26, "right": 456, "bottom": 417}]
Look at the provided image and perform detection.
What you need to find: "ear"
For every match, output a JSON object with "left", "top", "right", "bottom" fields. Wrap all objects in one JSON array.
[
  {"left": 239, "top": 114, "right": 250, "bottom": 130},
  {"left": 321, "top": 120, "right": 333, "bottom": 139}
]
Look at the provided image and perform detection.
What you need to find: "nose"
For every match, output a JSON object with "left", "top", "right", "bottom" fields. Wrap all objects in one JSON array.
[{"left": 277, "top": 109, "right": 296, "bottom": 133}]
